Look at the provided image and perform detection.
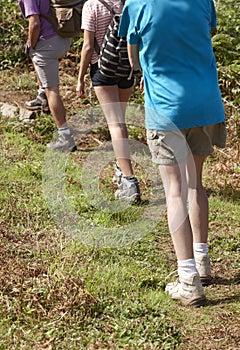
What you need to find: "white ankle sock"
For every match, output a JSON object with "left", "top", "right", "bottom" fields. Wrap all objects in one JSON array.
[
  {"left": 38, "top": 86, "right": 45, "bottom": 94},
  {"left": 58, "top": 126, "right": 71, "bottom": 135},
  {"left": 178, "top": 258, "right": 198, "bottom": 275},
  {"left": 193, "top": 243, "right": 208, "bottom": 256},
  {"left": 123, "top": 175, "right": 135, "bottom": 180}
]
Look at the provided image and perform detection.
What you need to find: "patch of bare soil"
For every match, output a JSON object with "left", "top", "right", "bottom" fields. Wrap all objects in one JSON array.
[{"left": 0, "top": 60, "right": 84, "bottom": 111}]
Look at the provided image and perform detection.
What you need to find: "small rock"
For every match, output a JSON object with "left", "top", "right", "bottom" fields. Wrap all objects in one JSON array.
[
  {"left": 0, "top": 102, "right": 18, "bottom": 119},
  {"left": 0, "top": 102, "right": 35, "bottom": 120},
  {"left": 19, "top": 107, "right": 35, "bottom": 121}
]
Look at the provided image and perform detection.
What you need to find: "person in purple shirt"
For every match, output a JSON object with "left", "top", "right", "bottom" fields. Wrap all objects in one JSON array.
[{"left": 18, "top": 0, "right": 76, "bottom": 151}]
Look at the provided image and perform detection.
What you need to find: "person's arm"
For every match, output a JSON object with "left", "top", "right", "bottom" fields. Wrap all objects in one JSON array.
[
  {"left": 127, "top": 43, "right": 144, "bottom": 90},
  {"left": 127, "top": 43, "right": 141, "bottom": 72},
  {"left": 27, "top": 14, "right": 40, "bottom": 48},
  {"left": 210, "top": 0, "right": 217, "bottom": 35},
  {"left": 76, "top": 30, "right": 95, "bottom": 98}
]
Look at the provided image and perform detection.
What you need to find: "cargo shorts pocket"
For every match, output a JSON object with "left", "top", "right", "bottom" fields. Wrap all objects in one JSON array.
[
  {"left": 146, "top": 130, "right": 166, "bottom": 164},
  {"left": 146, "top": 129, "right": 188, "bottom": 164}
]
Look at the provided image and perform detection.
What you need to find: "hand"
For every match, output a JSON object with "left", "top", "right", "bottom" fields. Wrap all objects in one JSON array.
[
  {"left": 25, "top": 41, "right": 30, "bottom": 55},
  {"left": 132, "top": 69, "right": 142, "bottom": 88},
  {"left": 140, "top": 77, "right": 144, "bottom": 93},
  {"left": 76, "top": 79, "right": 85, "bottom": 98}
]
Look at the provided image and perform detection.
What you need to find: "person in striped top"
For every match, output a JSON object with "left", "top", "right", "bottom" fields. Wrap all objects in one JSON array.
[{"left": 76, "top": 0, "right": 140, "bottom": 203}]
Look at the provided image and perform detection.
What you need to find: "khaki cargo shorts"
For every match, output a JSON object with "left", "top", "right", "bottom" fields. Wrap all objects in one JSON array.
[
  {"left": 146, "top": 122, "right": 226, "bottom": 165},
  {"left": 30, "top": 35, "right": 71, "bottom": 88}
]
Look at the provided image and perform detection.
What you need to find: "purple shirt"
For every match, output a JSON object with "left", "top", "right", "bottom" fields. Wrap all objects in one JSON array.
[{"left": 18, "top": 0, "right": 56, "bottom": 40}]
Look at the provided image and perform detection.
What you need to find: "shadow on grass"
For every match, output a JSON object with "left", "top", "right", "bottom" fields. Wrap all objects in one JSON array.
[
  {"left": 206, "top": 294, "right": 240, "bottom": 306},
  {"left": 206, "top": 273, "right": 240, "bottom": 306},
  {"left": 211, "top": 273, "right": 240, "bottom": 286},
  {"left": 206, "top": 186, "right": 240, "bottom": 202}
]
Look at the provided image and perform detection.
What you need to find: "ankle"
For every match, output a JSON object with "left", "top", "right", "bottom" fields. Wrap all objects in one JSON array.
[
  {"left": 178, "top": 258, "right": 198, "bottom": 276},
  {"left": 58, "top": 124, "right": 71, "bottom": 135},
  {"left": 38, "top": 86, "right": 46, "bottom": 95},
  {"left": 123, "top": 175, "right": 136, "bottom": 181},
  {"left": 193, "top": 243, "right": 208, "bottom": 256}
]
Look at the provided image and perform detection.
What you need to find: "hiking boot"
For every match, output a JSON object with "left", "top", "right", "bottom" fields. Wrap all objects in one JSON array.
[
  {"left": 165, "top": 272, "right": 206, "bottom": 307},
  {"left": 112, "top": 163, "right": 141, "bottom": 203},
  {"left": 47, "top": 132, "right": 77, "bottom": 152},
  {"left": 115, "top": 175, "right": 141, "bottom": 204},
  {"left": 195, "top": 254, "right": 212, "bottom": 286},
  {"left": 25, "top": 91, "right": 49, "bottom": 112}
]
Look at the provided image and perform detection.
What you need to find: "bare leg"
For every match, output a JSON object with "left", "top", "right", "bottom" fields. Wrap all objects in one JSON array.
[
  {"left": 119, "top": 86, "right": 134, "bottom": 116},
  {"left": 161, "top": 159, "right": 206, "bottom": 306},
  {"left": 45, "top": 86, "right": 67, "bottom": 128},
  {"left": 94, "top": 85, "right": 134, "bottom": 176},
  {"left": 159, "top": 162, "right": 194, "bottom": 260},
  {"left": 188, "top": 154, "right": 208, "bottom": 243}
]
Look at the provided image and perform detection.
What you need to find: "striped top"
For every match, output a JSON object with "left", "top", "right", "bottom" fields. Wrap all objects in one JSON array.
[{"left": 82, "top": 0, "right": 122, "bottom": 64}]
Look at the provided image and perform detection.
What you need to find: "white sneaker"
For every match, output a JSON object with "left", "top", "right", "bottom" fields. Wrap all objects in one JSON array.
[
  {"left": 195, "top": 254, "right": 211, "bottom": 285},
  {"left": 165, "top": 272, "right": 206, "bottom": 307}
]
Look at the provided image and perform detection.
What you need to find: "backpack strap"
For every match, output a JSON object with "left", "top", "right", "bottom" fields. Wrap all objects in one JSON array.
[
  {"left": 94, "top": 1, "right": 116, "bottom": 55},
  {"left": 97, "top": 0, "right": 116, "bottom": 16},
  {"left": 52, "top": 0, "right": 85, "bottom": 8},
  {"left": 94, "top": 38, "right": 101, "bottom": 56}
]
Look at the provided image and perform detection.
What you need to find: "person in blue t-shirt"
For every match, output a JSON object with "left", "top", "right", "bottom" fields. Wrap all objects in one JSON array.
[{"left": 119, "top": 0, "right": 226, "bottom": 307}]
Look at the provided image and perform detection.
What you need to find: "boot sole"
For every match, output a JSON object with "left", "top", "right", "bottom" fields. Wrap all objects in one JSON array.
[
  {"left": 42, "top": 107, "right": 50, "bottom": 112},
  {"left": 200, "top": 276, "right": 212, "bottom": 286},
  {"left": 46, "top": 145, "right": 77, "bottom": 153},
  {"left": 169, "top": 294, "right": 207, "bottom": 307},
  {"left": 25, "top": 105, "right": 43, "bottom": 111},
  {"left": 25, "top": 105, "right": 50, "bottom": 112},
  {"left": 70, "top": 145, "right": 77, "bottom": 152},
  {"left": 115, "top": 193, "right": 141, "bottom": 204},
  {"left": 182, "top": 296, "right": 207, "bottom": 307}
]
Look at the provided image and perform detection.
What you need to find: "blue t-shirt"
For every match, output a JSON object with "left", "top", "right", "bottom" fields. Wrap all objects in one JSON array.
[
  {"left": 119, "top": 0, "right": 225, "bottom": 130},
  {"left": 18, "top": 0, "right": 56, "bottom": 40}
]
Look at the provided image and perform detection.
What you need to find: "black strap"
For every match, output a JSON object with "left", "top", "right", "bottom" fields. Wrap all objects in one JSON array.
[
  {"left": 52, "top": 0, "right": 85, "bottom": 8},
  {"left": 94, "top": 37, "right": 101, "bottom": 56}
]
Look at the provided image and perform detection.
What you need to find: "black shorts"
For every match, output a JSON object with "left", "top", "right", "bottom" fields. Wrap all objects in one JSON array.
[{"left": 90, "top": 63, "right": 134, "bottom": 89}]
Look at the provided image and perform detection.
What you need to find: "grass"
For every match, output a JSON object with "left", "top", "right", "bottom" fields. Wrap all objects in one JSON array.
[
  {"left": 1, "top": 0, "right": 239, "bottom": 345},
  {"left": 0, "top": 108, "right": 239, "bottom": 350}
]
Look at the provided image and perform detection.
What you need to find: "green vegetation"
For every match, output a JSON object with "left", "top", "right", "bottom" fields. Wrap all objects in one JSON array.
[
  {"left": 1, "top": 0, "right": 240, "bottom": 106},
  {"left": 213, "top": 0, "right": 240, "bottom": 106},
  {"left": 0, "top": 114, "right": 239, "bottom": 349},
  {"left": 0, "top": 0, "right": 239, "bottom": 349},
  {"left": 0, "top": 0, "right": 84, "bottom": 70}
]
